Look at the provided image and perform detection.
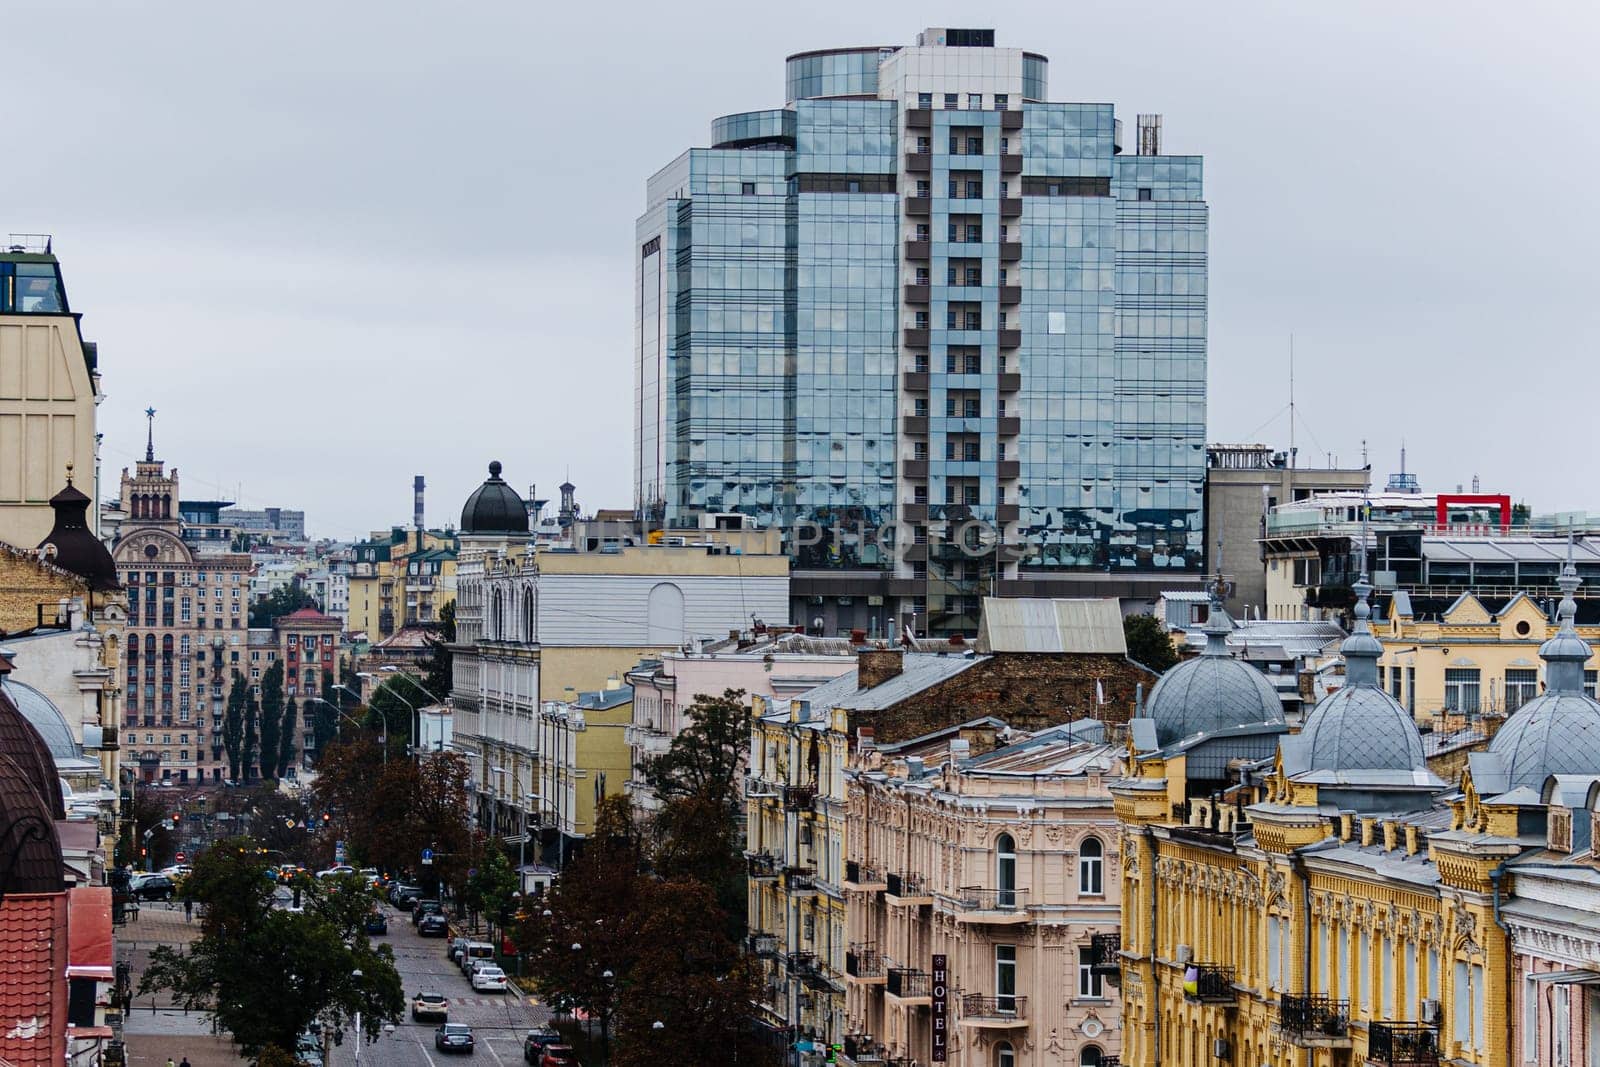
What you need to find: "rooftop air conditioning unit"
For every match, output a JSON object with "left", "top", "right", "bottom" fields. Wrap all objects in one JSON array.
[
  {"left": 1419, "top": 999, "right": 1441, "bottom": 1025},
  {"left": 1212, "top": 1038, "right": 1229, "bottom": 1059}
]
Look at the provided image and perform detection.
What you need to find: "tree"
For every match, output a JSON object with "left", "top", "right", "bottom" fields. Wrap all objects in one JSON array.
[
  {"left": 312, "top": 670, "right": 339, "bottom": 761},
  {"left": 277, "top": 698, "right": 299, "bottom": 778},
  {"left": 366, "top": 680, "right": 415, "bottom": 752},
  {"left": 243, "top": 696, "right": 260, "bottom": 782},
  {"left": 258, "top": 661, "right": 284, "bottom": 781},
  {"left": 140, "top": 837, "right": 403, "bottom": 1062},
  {"left": 249, "top": 578, "right": 319, "bottom": 628},
  {"left": 224, "top": 671, "right": 249, "bottom": 782},
  {"left": 1123, "top": 613, "right": 1179, "bottom": 673},
  {"left": 640, "top": 690, "right": 750, "bottom": 930},
  {"left": 463, "top": 845, "right": 518, "bottom": 943},
  {"left": 422, "top": 599, "right": 456, "bottom": 707}
]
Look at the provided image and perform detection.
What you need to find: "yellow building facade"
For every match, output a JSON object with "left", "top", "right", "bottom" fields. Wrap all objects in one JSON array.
[
  {"left": 1375, "top": 590, "right": 1600, "bottom": 722},
  {"left": 1114, "top": 564, "right": 1600, "bottom": 1067},
  {"left": 347, "top": 528, "right": 458, "bottom": 639}
]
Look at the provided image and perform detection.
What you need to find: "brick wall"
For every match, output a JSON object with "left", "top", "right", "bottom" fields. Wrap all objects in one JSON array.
[
  {"left": 0, "top": 546, "right": 87, "bottom": 634},
  {"left": 862, "top": 652, "right": 1158, "bottom": 745}
]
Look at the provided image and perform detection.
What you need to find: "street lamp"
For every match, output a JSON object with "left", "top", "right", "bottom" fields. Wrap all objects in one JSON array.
[
  {"left": 351, "top": 968, "right": 364, "bottom": 1065},
  {"left": 313, "top": 695, "right": 386, "bottom": 766},
  {"left": 360, "top": 672, "right": 420, "bottom": 760}
]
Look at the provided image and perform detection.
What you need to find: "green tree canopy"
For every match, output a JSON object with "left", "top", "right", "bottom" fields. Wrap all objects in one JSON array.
[
  {"left": 249, "top": 578, "right": 319, "bottom": 628},
  {"left": 257, "top": 661, "right": 284, "bottom": 780},
  {"left": 140, "top": 837, "right": 403, "bottom": 1062},
  {"left": 1123, "top": 613, "right": 1179, "bottom": 673},
  {"left": 224, "top": 671, "right": 249, "bottom": 783}
]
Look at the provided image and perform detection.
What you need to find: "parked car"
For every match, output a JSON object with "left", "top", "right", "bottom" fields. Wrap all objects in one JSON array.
[
  {"left": 538, "top": 1045, "right": 578, "bottom": 1067},
  {"left": 419, "top": 914, "right": 449, "bottom": 937},
  {"left": 364, "top": 911, "right": 388, "bottom": 936},
  {"left": 129, "top": 874, "right": 175, "bottom": 901},
  {"left": 523, "top": 1029, "right": 562, "bottom": 1063},
  {"left": 412, "top": 899, "right": 443, "bottom": 925},
  {"left": 434, "top": 1023, "right": 475, "bottom": 1054},
  {"left": 411, "top": 992, "right": 449, "bottom": 1022},
  {"left": 458, "top": 942, "right": 495, "bottom": 974},
  {"left": 470, "top": 966, "right": 508, "bottom": 993},
  {"left": 390, "top": 884, "right": 422, "bottom": 907},
  {"left": 467, "top": 959, "right": 500, "bottom": 981},
  {"left": 447, "top": 937, "right": 471, "bottom": 964},
  {"left": 316, "top": 865, "right": 355, "bottom": 880}
]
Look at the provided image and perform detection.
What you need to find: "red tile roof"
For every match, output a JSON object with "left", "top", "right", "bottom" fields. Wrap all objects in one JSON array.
[{"left": 0, "top": 893, "right": 68, "bottom": 1066}]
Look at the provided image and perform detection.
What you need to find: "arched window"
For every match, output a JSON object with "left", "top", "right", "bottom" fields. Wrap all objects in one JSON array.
[
  {"left": 523, "top": 585, "right": 536, "bottom": 642},
  {"left": 1080, "top": 1045, "right": 1103, "bottom": 1067},
  {"left": 996, "top": 1041, "right": 1015, "bottom": 1067},
  {"left": 491, "top": 589, "right": 504, "bottom": 640},
  {"left": 1080, "top": 837, "right": 1104, "bottom": 895},
  {"left": 996, "top": 832, "right": 1017, "bottom": 907}
]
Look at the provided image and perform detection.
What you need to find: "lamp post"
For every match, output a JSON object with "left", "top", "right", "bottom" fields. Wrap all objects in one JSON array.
[
  {"left": 360, "top": 672, "right": 419, "bottom": 761},
  {"left": 351, "top": 968, "right": 364, "bottom": 1065}
]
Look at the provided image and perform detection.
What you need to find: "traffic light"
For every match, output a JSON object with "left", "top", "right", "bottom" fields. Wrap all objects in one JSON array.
[
  {"left": 169, "top": 813, "right": 180, "bottom": 829},
  {"left": 321, "top": 811, "right": 332, "bottom": 825}
]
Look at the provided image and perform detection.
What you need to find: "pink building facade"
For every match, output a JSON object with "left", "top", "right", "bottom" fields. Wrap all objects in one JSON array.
[
  {"left": 843, "top": 720, "right": 1125, "bottom": 1067},
  {"left": 624, "top": 632, "right": 856, "bottom": 810}
]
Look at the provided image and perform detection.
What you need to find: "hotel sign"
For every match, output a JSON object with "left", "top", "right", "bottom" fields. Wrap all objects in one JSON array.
[{"left": 931, "top": 953, "right": 948, "bottom": 1061}]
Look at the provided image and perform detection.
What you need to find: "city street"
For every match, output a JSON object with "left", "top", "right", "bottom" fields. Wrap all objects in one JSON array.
[{"left": 324, "top": 900, "right": 552, "bottom": 1067}]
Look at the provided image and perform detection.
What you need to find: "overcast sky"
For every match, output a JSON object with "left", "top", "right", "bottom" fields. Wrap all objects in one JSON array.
[{"left": 11, "top": 1, "right": 1598, "bottom": 539}]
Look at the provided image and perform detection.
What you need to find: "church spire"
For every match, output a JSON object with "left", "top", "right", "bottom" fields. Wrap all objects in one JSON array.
[{"left": 1539, "top": 533, "right": 1591, "bottom": 693}]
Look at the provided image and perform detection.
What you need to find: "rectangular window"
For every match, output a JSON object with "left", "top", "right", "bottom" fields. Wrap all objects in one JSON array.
[
  {"left": 1472, "top": 964, "right": 1485, "bottom": 1051},
  {"left": 1317, "top": 922, "right": 1329, "bottom": 994},
  {"left": 1382, "top": 936, "right": 1394, "bottom": 1019},
  {"left": 1506, "top": 668, "right": 1539, "bottom": 711},
  {"left": 996, "top": 945, "right": 1016, "bottom": 1010},
  {"left": 1359, "top": 932, "right": 1371, "bottom": 1012},
  {"left": 918, "top": 92, "right": 932, "bottom": 109},
  {"left": 1587, "top": 989, "right": 1600, "bottom": 1067},
  {"left": 943, "top": 93, "right": 958, "bottom": 109},
  {"left": 741, "top": 181, "right": 755, "bottom": 195},
  {"left": 993, "top": 93, "right": 1008, "bottom": 110},
  {"left": 1407, "top": 666, "right": 1417, "bottom": 713},
  {"left": 1337, "top": 928, "right": 1349, "bottom": 1001},
  {"left": 1078, "top": 947, "right": 1102, "bottom": 998},
  {"left": 1137, "top": 187, "right": 1153, "bottom": 201},
  {"left": 1555, "top": 984, "right": 1570, "bottom": 1067},
  {"left": 967, "top": 93, "right": 982, "bottom": 109},
  {"left": 1267, "top": 916, "right": 1281, "bottom": 992},
  {"left": 1405, "top": 945, "right": 1417, "bottom": 1020},
  {"left": 1455, "top": 961, "right": 1471, "bottom": 1049},
  {"left": 1445, "top": 669, "right": 1481, "bottom": 714},
  {"left": 1526, "top": 974, "right": 1540, "bottom": 1062}
]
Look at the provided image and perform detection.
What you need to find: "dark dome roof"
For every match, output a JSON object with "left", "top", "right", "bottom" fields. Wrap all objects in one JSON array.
[
  {"left": 460, "top": 461, "right": 529, "bottom": 535},
  {"left": 0, "top": 681, "right": 65, "bottom": 821},
  {"left": 0, "top": 752, "right": 64, "bottom": 895},
  {"left": 37, "top": 477, "right": 119, "bottom": 592}
]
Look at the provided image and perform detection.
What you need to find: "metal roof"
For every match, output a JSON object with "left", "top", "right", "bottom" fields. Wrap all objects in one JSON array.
[
  {"left": 976, "top": 597, "right": 1126, "bottom": 655},
  {"left": 787, "top": 653, "right": 981, "bottom": 714}
]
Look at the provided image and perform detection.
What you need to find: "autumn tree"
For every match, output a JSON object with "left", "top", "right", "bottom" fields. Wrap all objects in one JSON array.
[
  {"left": 224, "top": 671, "right": 249, "bottom": 782},
  {"left": 257, "top": 661, "right": 284, "bottom": 781}
]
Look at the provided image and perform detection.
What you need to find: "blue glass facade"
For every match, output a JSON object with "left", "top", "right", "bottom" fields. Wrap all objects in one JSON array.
[{"left": 636, "top": 31, "right": 1207, "bottom": 634}]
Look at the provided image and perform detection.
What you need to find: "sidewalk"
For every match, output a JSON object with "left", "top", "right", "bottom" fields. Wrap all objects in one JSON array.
[{"left": 118, "top": 902, "right": 252, "bottom": 1064}]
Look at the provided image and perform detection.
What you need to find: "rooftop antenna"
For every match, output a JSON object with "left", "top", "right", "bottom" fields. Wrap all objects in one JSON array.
[
  {"left": 1288, "top": 335, "right": 1296, "bottom": 474},
  {"left": 144, "top": 407, "right": 157, "bottom": 462}
]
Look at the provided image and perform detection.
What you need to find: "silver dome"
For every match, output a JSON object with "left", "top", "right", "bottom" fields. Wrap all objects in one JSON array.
[
  {"left": 0, "top": 678, "right": 82, "bottom": 763},
  {"left": 1488, "top": 540, "right": 1600, "bottom": 791},
  {"left": 1146, "top": 602, "right": 1285, "bottom": 748},
  {"left": 1299, "top": 686, "right": 1427, "bottom": 771}
]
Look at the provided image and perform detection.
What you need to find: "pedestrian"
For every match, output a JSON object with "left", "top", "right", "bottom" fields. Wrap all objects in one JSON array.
[
  {"left": 183, "top": 899, "right": 193, "bottom": 921},
  {"left": 166, "top": 1058, "right": 175, "bottom": 1067},
  {"left": 180, "top": 1058, "right": 192, "bottom": 1067}
]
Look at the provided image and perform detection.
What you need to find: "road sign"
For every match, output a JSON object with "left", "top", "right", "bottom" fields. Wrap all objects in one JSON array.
[
  {"left": 421, "top": 848, "right": 434, "bottom": 866},
  {"left": 175, "top": 852, "right": 186, "bottom": 863}
]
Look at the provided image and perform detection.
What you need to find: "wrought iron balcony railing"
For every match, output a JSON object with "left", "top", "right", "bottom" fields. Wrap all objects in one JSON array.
[
  {"left": 747, "top": 852, "right": 779, "bottom": 879},
  {"left": 1182, "top": 963, "right": 1237, "bottom": 1003},
  {"left": 842, "top": 1034, "right": 886, "bottom": 1062},
  {"left": 951, "top": 886, "right": 1028, "bottom": 913},
  {"left": 1278, "top": 995, "right": 1351, "bottom": 1042},
  {"left": 886, "top": 968, "right": 930, "bottom": 999},
  {"left": 785, "top": 951, "right": 818, "bottom": 976},
  {"left": 885, "top": 871, "right": 928, "bottom": 900},
  {"left": 845, "top": 945, "right": 884, "bottom": 978},
  {"left": 746, "top": 933, "right": 778, "bottom": 959},
  {"left": 783, "top": 783, "right": 818, "bottom": 811},
  {"left": 961, "top": 994, "right": 1027, "bottom": 1021},
  {"left": 844, "top": 860, "right": 886, "bottom": 887},
  {"left": 1089, "top": 932, "right": 1121, "bottom": 976},
  {"left": 1367, "top": 1022, "right": 1441, "bottom": 1066}
]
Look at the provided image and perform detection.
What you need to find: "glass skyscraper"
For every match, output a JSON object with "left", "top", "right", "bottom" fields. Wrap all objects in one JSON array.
[{"left": 636, "top": 28, "right": 1208, "bottom": 636}]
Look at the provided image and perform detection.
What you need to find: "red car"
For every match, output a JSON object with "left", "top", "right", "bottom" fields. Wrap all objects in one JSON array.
[{"left": 539, "top": 1047, "right": 578, "bottom": 1067}]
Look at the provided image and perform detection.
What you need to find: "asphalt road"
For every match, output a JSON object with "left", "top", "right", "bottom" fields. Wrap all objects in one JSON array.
[{"left": 325, "top": 901, "right": 551, "bottom": 1067}]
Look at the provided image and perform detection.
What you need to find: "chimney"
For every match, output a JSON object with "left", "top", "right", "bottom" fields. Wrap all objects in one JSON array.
[
  {"left": 856, "top": 726, "right": 876, "bottom": 751},
  {"left": 959, "top": 724, "right": 999, "bottom": 757},
  {"left": 950, "top": 737, "right": 971, "bottom": 763},
  {"left": 413, "top": 475, "right": 426, "bottom": 551},
  {"left": 857, "top": 648, "right": 905, "bottom": 690}
]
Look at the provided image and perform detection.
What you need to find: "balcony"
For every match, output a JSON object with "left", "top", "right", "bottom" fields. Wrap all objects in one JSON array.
[
  {"left": 901, "top": 416, "right": 928, "bottom": 436},
  {"left": 905, "top": 197, "right": 931, "bottom": 217},
  {"left": 785, "top": 867, "right": 818, "bottom": 896},
  {"left": 845, "top": 944, "right": 885, "bottom": 983},
  {"left": 904, "top": 239, "right": 930, "bottom": 260},
  {"left": 997, "top": 416, "right": 1021, "bottom": 435},
  {"left": 997, "top": 460, "right": 1021, "bottom": 480},
  {"left": 1001, "top": 110, "right": 1023, "bottom": 130},
  {"left": 899, "top": 503, "right": 928, "bottom": 524},
  {"left": 842, "top": 1034, "right": 887, "bottom": 1063},
  {"left": 1182, "top": 963, "right": 1237, "bottom": 1005},
  {"left": 1278, "top": 995, "right": 1351, "bottom": 1049},
  {"left": 959, "top": 995, "right": 1028, "bottom": 1028},
  {"left": 747, "top": 933, "right": 779, "bottom": 959},
  {"left": 1366, "top": 1022, "right": 1440, "bottom": 1066},
  {"left": 997, "top": 371, "right": 1021, "bottom": 391},
  {"left": 843, "top": 861, "right": 887, "bottom": 892},
  {"left": 783, "top": 783, "right": 818, "bottom": 812},
  {"left": 997, "top": 327, "right": 1021, "bottom": 348},
  {"left": 1000, "top": 198, "right": 1022, "bottom": 218},
  {"left": 885, "top": 968, "right": 930, "bottom": 1003},
  {"left": 1089, "top": 933, "right": 1122, "bottom": 977},
  {"left": 884, "top": 872, "right": 932, "bottom": 907},
  {"left": 950, "top": 887, "right": 1030, "bottom": 925},
  {"left": 904, "top": 327, "right": 929, "bottom": 347},
  {"left": 906, "top": 153, "right": 932, "bottom": 173},
  {"left": 906, "top": 109, "right": 932, "bottom": 129},
  {"left": 1000, "top": 240, "right": 1022, "bottom": 263},
  {"left": 786, "top": 951, "right": 818, "bottom": 977},
  {"left": 1000, "top": 153, "right": 1023, "bottom": 174},
  {"left": 902, "top": 371, "right": 929, "bottom": 391},
  {"left": 903, "top": 282, "right": 929, "bottom": 303},
  {"left": 902, "top": 459, "right": 928, "bottom": 479},
  {"left": 747, "top": 852, "right": 779, "bottom": 880}
]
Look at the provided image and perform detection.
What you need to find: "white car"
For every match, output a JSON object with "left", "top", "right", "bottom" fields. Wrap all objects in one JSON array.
[
  {"left": 470, "top": 966, "right": 508, "bottom": 993},
  {"left": 315, "top": 865, "right": 355, "bottom": 880}
]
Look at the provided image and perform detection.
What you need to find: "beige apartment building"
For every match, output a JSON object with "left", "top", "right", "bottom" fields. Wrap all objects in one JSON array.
[
  {"left": 0, "top": 239, "right": 104, "bottom": 549},
  {"left": 111, "top": 430, "right": 253, "bottom": 784},
  {"left": 842, "top": 720, "right": 1125, "bottom": 1067}
]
